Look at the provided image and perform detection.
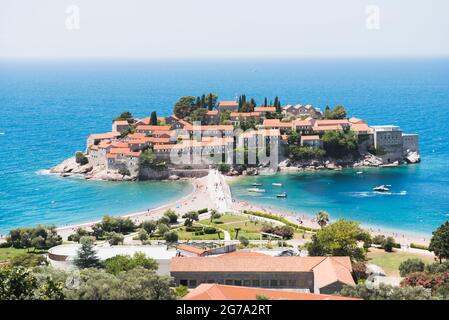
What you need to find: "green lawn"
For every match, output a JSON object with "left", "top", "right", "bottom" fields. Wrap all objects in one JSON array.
[
  {"left": 367, "top": 248, "right": 436, "bottom": 277},
  {"left": 200, "top": 215, "right": 270, "bottom": 240},
  {"left": 0, "top": 247, "right": 29, "bottom": 262}
]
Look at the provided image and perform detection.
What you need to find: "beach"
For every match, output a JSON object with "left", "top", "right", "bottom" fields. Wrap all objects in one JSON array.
[{"left": 44, "top": 171, "right": 432, "bottom": 248}]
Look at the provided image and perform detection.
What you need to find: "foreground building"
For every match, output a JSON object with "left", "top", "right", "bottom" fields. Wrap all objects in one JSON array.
[
  {"left": 170, "top": 253, "right": 355, "bottom": 294},
  {"left": 184, "top": 283, "right": 359, "bottom": 300}
]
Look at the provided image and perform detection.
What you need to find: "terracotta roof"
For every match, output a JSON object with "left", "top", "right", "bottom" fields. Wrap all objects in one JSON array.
[
  {"left": 350, "top": 123, "right": 370, "bottom": 132},
  {"left": 254, "top": 107, "right": 276, "bottom": 113},
  {"left": 313, "top": 125, "right": 343, "bottom": 131},
  {"left": 183, "top": 284, "right": 360, "bottom": 300},
  {"left": 312, "top": 257, "right": 355, "bottom": 288},
  {"left": 136, "top": 125, "right": 172, "bottom": 131},
  {"left": 206, "top": 110, "right": 219, "bottom": 116},
  {"left": 113, "top": 120, "right": 130, "bottom": 125},
  {"left": 177, "top": 244, "right": 206, "bottom": 256},
  {"left": 89, "top": 132, "right": 121, "bottom": 140},
  {"left": 348, "top": 117, "right": 366, "bottom": 124},
  {"left": 293, "top": 119, "right": 313, "bottom": 126},
  {"left": 171, "top": 256, "right": 333, "bottom": 273},
  {"left": 302, "top": 135, "right": 320, "bottom": 141},
  {"left": 191, "top": 125, "right": 234, "bottom": 131},
  {"left": 230, "top": 112, "right": 261, "bottom": 117},
  {"left": 262, "top": 119, "right": 293, "bottom": 128},
  {"left": 220, "top": 251, "right": 269, "bottom": 257},
  {"left": 315, "top": 119, "right": 350, "bottom": 126},
  {"left": 218, "top": 100, "right": 238, "bottom": 107},
  {"left": 110, "top": 141, "right": 129, "bottom": 148},
  {"left": 239, "top": 129, "right": 280, "bottom": 138},
  {"left": 127, "top": 133, "right": 146, "bottom": 139}
]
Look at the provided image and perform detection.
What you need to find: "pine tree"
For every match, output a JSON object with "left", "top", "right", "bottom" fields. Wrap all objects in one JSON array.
[
  {"left": 150, "top": 111, "right": 158, "bottom": 125},
  {"left": 264, "top": 97, "right": 268, "bottom": 107},
  {"left": 73, "top": 237, "right": 102, "bottom": 269},
  {"left": 207, "top": 93, "right": 214, "bottom": 111},
  {"left": 201, "top": 94, "right": 206, "bottom": 108}
]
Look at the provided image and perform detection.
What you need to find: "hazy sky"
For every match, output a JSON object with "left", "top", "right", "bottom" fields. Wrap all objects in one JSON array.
[{"left": 1, "top": 0, "right": 448, "bottom": 58}]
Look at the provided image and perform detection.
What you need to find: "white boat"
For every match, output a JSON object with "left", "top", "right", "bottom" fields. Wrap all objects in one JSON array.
[
  {"left": 252, "top": 183, "right": 262, "bottom": 186},
  {"left": 373, "top": 185, "right": 390, "bottom": 192},
  {"left": 247, "top": 188, "right": 266, "bottom": 193},
  {"left": 272, "top": 183, "right": 283, "bottom": 187},
  {"left": 276, "top": 192, "right": 287, "bottom": 198},
  {"left": 356, "top": 171, "right": 363, "bottom": 175}
]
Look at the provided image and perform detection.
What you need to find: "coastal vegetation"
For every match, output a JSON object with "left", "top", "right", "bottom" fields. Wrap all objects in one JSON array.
[
  {"left": 321, "top": 130, "right": 358, "bottom": 158},
  {"left": 429, "top": 221, "right": 449, "bottom": 262},
  {"left": 173, "top": 93, "right": 217, "bottom": 119},
  {"left": 323, "top": 105, "right": 347, "bottom": 120},
  {"left": 75, "top": 151, "right": 88, "bottom": 165},
  {"left": 3, "top": 225, "right": 62, "bottom": 250}
]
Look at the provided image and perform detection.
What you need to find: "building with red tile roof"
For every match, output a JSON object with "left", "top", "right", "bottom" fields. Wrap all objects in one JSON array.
[
  {"left": 183, "top": 284, "right": 359, "bottom": 300},
  {"left": 170, "top": 254, "right": 355, "bottom": 294}
]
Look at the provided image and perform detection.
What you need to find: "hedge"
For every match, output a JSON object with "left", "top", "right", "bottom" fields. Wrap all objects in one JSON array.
[
  {"left": 243, "top": 210, "right": 316, "bottom": 232},
  {"left": 197, "top": 208, "right": 208, "bottom": 214},
  {"left": 185, "top": 226, "right": 203, "bottom": 232},
  {"left": 410, "top": 243, "right": 429, "bottom": 251},
  {"left": 203, "top": 227, "right": 217, "bottom": 234}
]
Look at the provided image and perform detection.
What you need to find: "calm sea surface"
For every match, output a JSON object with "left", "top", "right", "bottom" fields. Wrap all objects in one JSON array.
[{"left": 0, "top": 58, "right": 448, "bottom": 235}]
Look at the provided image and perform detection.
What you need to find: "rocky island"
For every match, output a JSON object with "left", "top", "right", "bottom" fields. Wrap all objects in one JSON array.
[{"left": 50, "top": 94, "right": 420, "bottom": 181}]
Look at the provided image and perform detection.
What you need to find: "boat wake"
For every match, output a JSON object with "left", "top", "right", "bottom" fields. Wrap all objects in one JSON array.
[{"left": 344, "top": 191, "right": 407, "bottom": 198}]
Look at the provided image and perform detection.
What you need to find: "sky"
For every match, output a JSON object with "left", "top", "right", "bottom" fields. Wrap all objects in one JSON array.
[{"left": 0, "top": 0, "right": 448, "bottom": 58}]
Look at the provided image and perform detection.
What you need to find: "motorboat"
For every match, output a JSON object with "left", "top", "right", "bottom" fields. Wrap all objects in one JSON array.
[
  {"left": 272, "top": 183, "right": 283, "bottom": 187},
  {"left": 356, "top": 171, "right": 363, "bottom": 175},
  {"left": 248, "top": 188, "right": 266, "bottom": 193},
  {"left": 251, "top": 183, "right": 262, "bottom": 186},
  {"left": 373, "top": 185, "right": 390, "bottom": 192},
  {"left": 276, "top": 192, "right": 288, "bottom": 198}
]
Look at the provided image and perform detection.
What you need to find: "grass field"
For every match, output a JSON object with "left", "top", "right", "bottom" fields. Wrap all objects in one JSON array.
[
  {"left": 367, "top": 248, "right": 436, "bottom": 277},
  {"left": 200, "top": 214, "right": 266, "bottom": 240},
  {"left": 0, "top": 247, "right": 29, "bottom": 262}
]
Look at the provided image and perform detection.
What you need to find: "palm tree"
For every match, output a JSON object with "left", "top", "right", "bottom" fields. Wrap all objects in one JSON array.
[
  {"left": 234, "top": 227, "right": 241, "bottom": 240},
  {"left": 316, "top": 211, "right": 330, "bottom": 229}
]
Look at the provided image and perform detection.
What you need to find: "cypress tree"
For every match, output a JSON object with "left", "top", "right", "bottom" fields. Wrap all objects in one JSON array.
[{"left": 150, "top": 111, "right": 158, "bottom": 125}]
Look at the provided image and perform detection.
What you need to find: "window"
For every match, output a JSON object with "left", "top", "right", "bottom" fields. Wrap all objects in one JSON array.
[
  {"left": 234, "top": 280, "right": 242, "bottom": 286},
  {"left": 261, "top": 280, "right": 269, "bottom": 288},
  {"left": 207, "top": 280, "right": 214, "bottom": 283},
  {"left": 225, "top": 279, "right": 233, "bottom": 285},
  {"left": 279, "top": 280, "right": 287, "bottom": 287},
  {"left": 288, "top": 280, "right": 297, "bottom": 287},
  {"left": 270, "top": 280, "right": 278, "bottom": 287},
  {"left": 180, "top": 280, "right": 188, "bottom": 286},
  {"left": 188, "top": 280, "right": 197, "bottom": 287},
  {"left": 252, "top": 280, "right": 260, "bottom": 287},
  {"left": 243, "top": 280, "right": 251, "bottom": 287}
]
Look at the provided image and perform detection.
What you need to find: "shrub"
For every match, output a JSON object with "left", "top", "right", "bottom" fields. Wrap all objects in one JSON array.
[
  {"left": 383, "top": 236, "right": 397, "bottom": 252},
  {"left": 137, "top": 229, "right": 148, "bottom": 241},
  {"left": 10, "top": 253, "right": 48, "bottom": 267},
  {"left": 203, "top": 227, "right": 217, "bottom": 234},
  {"left": 410, "top": 243, "right": 429, "bottom": 251},
  {"left": 103, "top": 252, "right": 158, "bottom": 275},
  {"left": 197, "top": 208, "right": 208, "bottom": 214},
  {"left": 218, "top": 163, "right": 231, "bottom": 173},
  {"left": 163, "top": 209, "right": 178, "bottom": 224},
  {"left": 372, "top": 235, "right": 386, "bottom": 246},
  {"left": 164, "top": 231, "right": 179, "bottom": 243},
  {"left": 239, "top": 235, "right": 249, "bottom": 247},
  {"left": 75, "top": 151, "right": 88, "bottom": 165},
  {"left": 118, "top": 168, "right": 131, "bottom": 176},
  {"left": 185, "top": 226, "right": 203, "bottom": 232},
  {"left": 399, "top": 258, "right": 425, "bottom": 277},
  {"left": 106, "top": 232, "right": 124, "bottom": 246}
]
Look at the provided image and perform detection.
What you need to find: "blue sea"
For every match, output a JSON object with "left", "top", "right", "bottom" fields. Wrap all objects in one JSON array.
[{"left": 0, "top": 58, "right": 448, "bottom": 235}]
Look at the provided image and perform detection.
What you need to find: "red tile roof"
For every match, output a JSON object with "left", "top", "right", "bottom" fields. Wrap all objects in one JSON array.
[
  {"left": 183, "top": 284, "right": 360, "bottom": 300},
  {"left": 177, "top": 244, "right": 207, "bottom": 256},
  {"left": 254, "top": 107, "right": 276, "bottom": 113},
  {"left": 301, "top": 135, "right": 320, "bottom": 141}
]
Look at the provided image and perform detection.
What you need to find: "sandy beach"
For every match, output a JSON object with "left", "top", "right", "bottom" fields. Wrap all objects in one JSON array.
[{"left": 0, "top": 170, "right": 430, "bottom": 248}]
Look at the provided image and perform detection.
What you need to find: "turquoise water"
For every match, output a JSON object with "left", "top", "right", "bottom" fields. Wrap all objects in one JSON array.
[{"left": 1, "top": 58, "right": 448, "bottom": 235}]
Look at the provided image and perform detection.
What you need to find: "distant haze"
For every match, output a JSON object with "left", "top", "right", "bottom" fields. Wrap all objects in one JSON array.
[{"left": 1, "top": 0, "right": 448, "bottom": 58}]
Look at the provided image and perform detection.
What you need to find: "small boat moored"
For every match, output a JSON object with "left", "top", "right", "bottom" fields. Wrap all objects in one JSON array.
[
  {"left": 276, "top": 192, "right": 288, "bottom": 198},
  {"left": 251, "top": 183, "right": 262, "bottom": 186},
  {"left": 248, "top": 188, "right": 266, "bottom": 193},
  {"left": 373, "top": 185, "right": 390, "bottom": 192},
  {"left": 272, "top": 183, "right": 283, "bottom": 187}
]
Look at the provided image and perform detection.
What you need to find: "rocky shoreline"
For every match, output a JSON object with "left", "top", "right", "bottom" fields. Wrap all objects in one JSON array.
[{"left": 50, "top": 150, "right": 420, "bottom": 181}]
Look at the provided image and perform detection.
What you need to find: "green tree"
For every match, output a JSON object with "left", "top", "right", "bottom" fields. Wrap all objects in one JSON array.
[
  {"left": 206, "top": 93, "right": 218, "bottom": 111},
  {"left": 239, "top": 235, "right": 249, "bottom": 247},
  {"left": 106, "top": 232, "right": 124, "bottom": 245},
  {"left": 190, "top": 108, "right": 208, "bottom": 124},
  {"left": 10, "top": 253, "right": 48, "bottom": 268},
  {"left": 114, "top": 111, "right": 133, "bottom": 123},
  {"left": 341, "top": 283, "right": 432, "bottom": 300},
  {"left": 104, "top": 252, "right": 158, "bottom": 275},
  {"left": 219, "top": 110, "right": 231, "bottom": 124},
  {"left": 182, "top": 211, "right": 199, "bottom": 227},
  {"left": 150, "top": 111, "right": 158, "bottom": 125},
  {"left": 316, "top": 211, "right": 330, "bottom": 229},
  {"left": 164, "top": 231, "right": 179, "bottom": 243},
  {"left": 429, "top": 221, "right": 449, "bottom": 262},
  {"left": 322, "top": 130, "right": 358, "bottom": 158},
  {"left": 141, "top": 220, "right": 157, "bottom": 235},
  {"left": 383, "top": 236, "right": 396, "bottom": 252},
  {"left": 73, "top": 236, "right": 102, "bottom": 269},
  {"left": 75, "top": 151, "right": 88, "bottom": 165},
  {"left": 173, "top": 96, "right": 197, "bottom": 119},
  {"left": 137, "top": 229, "right": 148, "bottom": 241},
  {"left": 305, "top": 219, "right": 367, "bottom": 261},
  {"left": 399, "top": 258, "right": 425, "bottom": 277},
  {"left": 210, "top": 209, "right": 221, "bottom": 223},
  {"left": 157, "top": 223, "right": 170, "bottom": 236}
]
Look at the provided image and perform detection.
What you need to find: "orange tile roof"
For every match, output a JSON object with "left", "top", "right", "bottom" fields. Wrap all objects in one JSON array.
[
  {"left": 313, "top": 125, "right": 343, "bottom": 131},
  {"left": 312, "top": 257, "right": 355, "bottom": 289},
  {"left": 110, "top": 141, "right": 129, "bottom": 148},
  {"left": 89, "top": 132, "right": 121, "bottom": 140},
  {"left": 302, "top": 135, "right": 320, "bottom": 141},
  {"left": 127, "top": 133, "right": 146, "bottom": 139},
  {"left": 191, "top": 125, "right": 234, "bottom": 131},
  {"left": 293, "top": 119, "right": 313, "bottom": 126},
  {"left": 350, "top": 123, "right": 370, "bottom": 132},
  {"left": 177, "top": 244, "right": 207, "bottom": 256},
  {"left": 113, "top": 120, "right": 129, "bottom": 125},
  {"left": 315, "top": 119, "right": 350, "bottom": 126},
  {"left": 171, "top": 256, "right": 332, "bottom": 273},
  {"left": 183, "top": 284, "right": 360, "bottom": 300},
  {"left": 218, "top": 100, "right": 238, "bottom": 107},
  {"left": 230, "top": 112, "right": 261, "bottom": 117},
  {"left": 136, "top": 125, "right": 172, "bottom": 131},
  {"left": 262, "top": 119, "right": 293, "bottom": 128},
  {"left": 206, "top": 110, "right": 219, "bottom": 116},
  {"left": 254, "top": 107, "right": 276, "bottom": 112}
]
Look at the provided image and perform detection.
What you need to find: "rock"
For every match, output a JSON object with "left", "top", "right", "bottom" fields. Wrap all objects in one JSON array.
[
  {"left": 405, "top": 151, "right": 420, "bottom": 164},
  {"left": 325, "top": 162, "right": 337, "bottom": 170},
  {"left": 168, "top": 175, "right": 180, "bottom": 181},
  {"left": 50, "top": 157, "right": 78, "bottom": 174},
  {"left": 278, "top": 159, "right": 291, "bottom": 168}
]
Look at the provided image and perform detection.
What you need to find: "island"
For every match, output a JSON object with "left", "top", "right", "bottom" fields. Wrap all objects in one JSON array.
[{"left": 50, "top": 94, "right": 420, "bottom": 181}]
